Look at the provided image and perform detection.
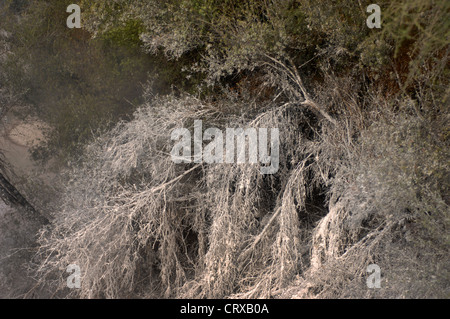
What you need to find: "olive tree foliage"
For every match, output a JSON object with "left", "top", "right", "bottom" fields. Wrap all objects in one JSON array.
[
  {"left": 34, "top": 89, "right": 449, "bottom": 299},
  {"left": 80, "top": 0, "right": 367, "bottom": 81},
  {"left": 80, "top": 0, "right": 449, "bottom": 90},
  {"left": 81, "top": 0, "right": 292, "bottom": 84}
]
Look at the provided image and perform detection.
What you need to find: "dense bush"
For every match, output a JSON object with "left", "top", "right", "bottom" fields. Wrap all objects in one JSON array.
[{"left": 34, "top": 89, "right": 449, "bottom": 298}]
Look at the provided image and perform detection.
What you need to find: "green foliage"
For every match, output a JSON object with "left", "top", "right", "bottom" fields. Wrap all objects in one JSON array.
[
  {"left": 102, "top": 19, "right": 145, "bottom": 49},
  {"left": 359, "top": 0, "right": 449, "bottom": 96}
]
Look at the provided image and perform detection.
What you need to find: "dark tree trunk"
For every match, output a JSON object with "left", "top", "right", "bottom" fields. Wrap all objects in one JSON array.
[{"left": 0, "top": 172, "right": 49, "bottom": 225}]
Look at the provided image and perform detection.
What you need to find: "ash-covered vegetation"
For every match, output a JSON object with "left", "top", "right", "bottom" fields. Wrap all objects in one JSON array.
[{"left": 0, "top": 0, "right": 448, "bottom": 298}]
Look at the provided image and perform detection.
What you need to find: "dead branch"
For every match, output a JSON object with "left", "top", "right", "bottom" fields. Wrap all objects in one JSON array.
[{"left": 264, "top": 54, "right": 337, "bottom": 126}]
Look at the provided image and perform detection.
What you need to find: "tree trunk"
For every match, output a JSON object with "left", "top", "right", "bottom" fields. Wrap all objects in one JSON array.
[{"left": 0, "top": 173, "right": 49, "bottom": 225}]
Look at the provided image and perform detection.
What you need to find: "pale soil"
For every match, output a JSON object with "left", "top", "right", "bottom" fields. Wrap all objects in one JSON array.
[
  {"left": 0, "top": 113, "right": 49, "bottom": 174},
  {"left": 0, "top": 111, "right": 57, "bottom": 189}
]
